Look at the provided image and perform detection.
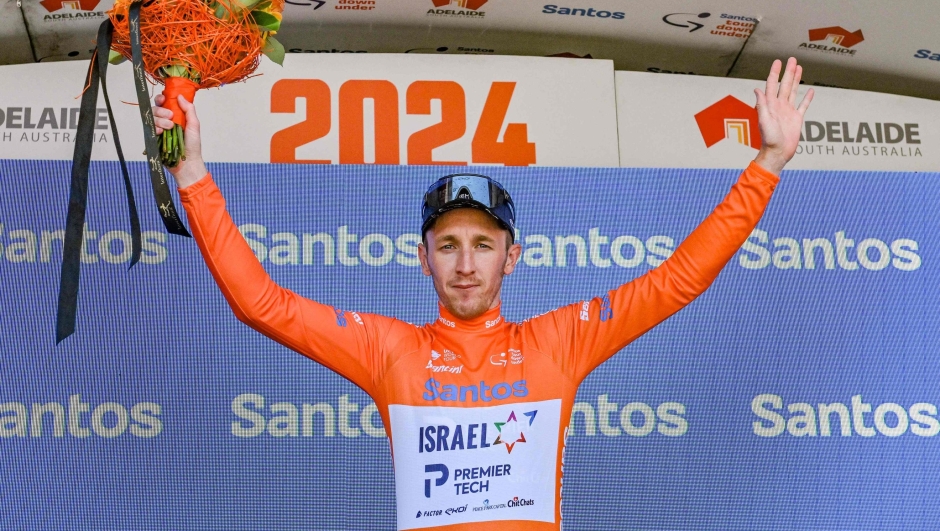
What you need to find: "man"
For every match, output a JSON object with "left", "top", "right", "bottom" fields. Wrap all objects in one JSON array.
[{"left": 155, "top": 58, "right": 813, "bottom": 530}]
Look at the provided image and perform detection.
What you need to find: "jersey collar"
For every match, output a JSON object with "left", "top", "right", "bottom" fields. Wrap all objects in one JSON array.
[{"left": 436, "top": 303, "right": 505, "bottom": 332}]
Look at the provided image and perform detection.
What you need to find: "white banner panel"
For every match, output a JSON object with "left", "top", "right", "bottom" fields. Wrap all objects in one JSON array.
[
  {"left": 0, "top": 0, "right": 33, "bottom": 66},
  {"left": 21, "top": 0, "right": 113, "bottom": 63},
  {"left": 616, "top": 70, "right": 940, "bottom": 171},
  {"left": 728, "top": 0, "right": 940, "bottom": 101},
  {"left": 389, "top": 399, "right": 561, "bottom": 530},
  {"left": 0, "top": 54, "right": 619, "bottom": 167}
]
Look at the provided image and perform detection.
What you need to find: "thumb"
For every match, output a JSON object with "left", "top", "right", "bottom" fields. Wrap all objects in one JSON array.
[
  {"left": 176, "top": 94, "right": 203, "bottom": 163},
  {"left": 178, "top": 94, "right": 200, "bottom": 134},
  {"left": 754, "top": 88, "right": 769, "bottom": 119}
]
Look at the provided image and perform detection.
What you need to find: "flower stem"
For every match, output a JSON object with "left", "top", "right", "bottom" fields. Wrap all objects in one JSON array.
[{"left": 161, "top": 124, "right": 184, "bottom": 168}]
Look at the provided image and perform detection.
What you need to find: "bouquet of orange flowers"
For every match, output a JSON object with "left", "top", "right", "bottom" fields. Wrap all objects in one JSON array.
[{"left": 107, "top": 0, "right": 285, "bottom": 167}]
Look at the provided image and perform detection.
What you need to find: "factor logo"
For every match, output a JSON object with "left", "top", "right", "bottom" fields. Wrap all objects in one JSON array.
[
  {"left": 493, "top": 410, "right": 537, "bottom": 453},
  {"left": 40, "top": 0, "right": 100, "bottom": 11},
  {"left": 694, "top": 95, "right": 760, "bottom": 149}
]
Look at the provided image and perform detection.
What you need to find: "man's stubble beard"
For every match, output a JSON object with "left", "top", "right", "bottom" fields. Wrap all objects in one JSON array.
[{"left": 436, "top": 273, "right": 505, "bottom": 321}]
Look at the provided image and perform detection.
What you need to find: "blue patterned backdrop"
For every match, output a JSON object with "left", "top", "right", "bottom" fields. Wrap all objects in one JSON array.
[{"left": 1, "top": 160, "right": 937, "bottom": 530}]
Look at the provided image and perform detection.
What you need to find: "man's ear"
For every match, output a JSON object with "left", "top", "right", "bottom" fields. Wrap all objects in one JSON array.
[
  {"left": 418, "top": 242, "right": 432, "bottom": 277},
  {"left": 503, "top": 242, "right": 522, "bottom": 275}
]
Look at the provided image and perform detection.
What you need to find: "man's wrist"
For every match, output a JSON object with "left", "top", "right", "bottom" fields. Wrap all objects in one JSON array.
[
  {"left": 172, "top": 159, "right": 208, "bottom": 189},
  {"left": 753, "top": 149, "right": 787, "bottom": 176}
]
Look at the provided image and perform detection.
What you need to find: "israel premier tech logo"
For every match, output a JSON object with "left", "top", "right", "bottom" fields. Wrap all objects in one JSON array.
[
  {"left": 418, "top": 409, "right": 537, "bottom": 499},
  {"left": 800, "top": 26, "right": 865, "bottom": 56},
  {"left": 694, "top": 96, "right": 760, "bottom": 150},
  {"left": 417, "top": 409, "right": 538, "bottom": 458}
]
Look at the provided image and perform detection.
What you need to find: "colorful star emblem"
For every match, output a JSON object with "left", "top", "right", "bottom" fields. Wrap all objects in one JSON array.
[{"left": 493, "top": 410, "right": 537, "bottom": 453}]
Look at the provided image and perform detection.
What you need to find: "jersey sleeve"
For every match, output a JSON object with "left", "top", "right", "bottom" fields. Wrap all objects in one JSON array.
[
  {"left": 178, "top": 174, "right": 391, "bottom": 394},
  {"left": 525, "top": 161, "right": 779, "bottom": 382}
]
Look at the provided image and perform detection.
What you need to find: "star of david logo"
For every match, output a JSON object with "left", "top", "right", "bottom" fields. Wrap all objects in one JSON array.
[{"left": 493, "top": 410, "right": 537, "bottom": 454}]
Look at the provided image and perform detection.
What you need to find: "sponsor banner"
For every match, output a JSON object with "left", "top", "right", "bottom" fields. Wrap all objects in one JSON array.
[
  {"left": 0, "top": 54, "right": 619, "bottom": 167},
  {"left": 12, "top": 0, "right": 762, "bottom": 79},
  {"left": 0, "top": 1, "right": 34, "bottom": 66},
  {"left": 3, "top": 159, "right": 939, "bottom": 529},
  {"left": 21, "top": 0, "right": 113, "bottom": 62},
  {"left": 729, "top": 5, "right": 940, "bottom": 100},
  {"left": 9, "top": 0, "right": 940, "bottom": 102},
  {"left": 389, "top": 400, "right": 560, "bottom": 529},
  {"left": 272, "top": 1, "right": 757, "bottom": 76},
  {"left": 616, "top": 70, "right": 940, "bottom": 170}
]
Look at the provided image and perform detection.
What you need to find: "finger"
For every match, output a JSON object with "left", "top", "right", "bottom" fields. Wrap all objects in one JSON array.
[
  {"left": 777, "top": 57, "right": 797, "bottom": 102},
  {"left": 178, "top": 95, "right": 200, "bottom": 132},
  {"left": 754, "top": 88, "right": 769, "bottom": 119},
  {"left": 154, "top": 116, "right": 175, "bottom": 135},
  {"left": 789, "top": 65, "right": 802, "bottom": 105},
  {"left": 796, "top": 87, "right": 815, "bottom": 115},
  {"left": 765, "top": 59, "right": 782, "bottom": 99},
  {"left": 154, "top": 93, "right": 165, "bottom": 106},
  {"left": 153, "top": 105, "right": 174, "bottom": 121}
]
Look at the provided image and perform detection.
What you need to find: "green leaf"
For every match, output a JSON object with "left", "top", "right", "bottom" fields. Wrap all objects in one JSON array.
[
  {"left": 261, "top": 36, "right": 285, "bottom": 66},
  {"left": 108, "top": 49, "right": 127, "bottom": 65},
  {"left": 211, "top": 0, "right": 263, "bottom": 18},
  {"left": 251, "top": 10, "right": 281, "bottom": 32}
]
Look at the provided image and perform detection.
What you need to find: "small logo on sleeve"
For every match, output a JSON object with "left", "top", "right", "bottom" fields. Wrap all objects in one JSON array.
[
  {"left": 332, "top": 307, "right": 348, "bottom": 327},
  {"left": 579, "top": 301, "right": 590, "bottom": 321},
  {"left": 599, "top": 294, "right": 613, "bottom": 322}
]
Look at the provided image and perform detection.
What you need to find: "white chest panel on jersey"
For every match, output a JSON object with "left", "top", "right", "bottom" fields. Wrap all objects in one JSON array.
[{"left": 390, "top": 399, "right": 562, "bottom": 530}]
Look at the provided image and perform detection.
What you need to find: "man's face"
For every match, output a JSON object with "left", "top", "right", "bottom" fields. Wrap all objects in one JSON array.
[{"left": 418, "top": 208, "right": 522, "bottom": 320}]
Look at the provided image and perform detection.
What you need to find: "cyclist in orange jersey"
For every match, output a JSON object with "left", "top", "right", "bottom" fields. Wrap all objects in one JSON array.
[{"left": 153, "top": 58, "right": 813, "bottom": 530}]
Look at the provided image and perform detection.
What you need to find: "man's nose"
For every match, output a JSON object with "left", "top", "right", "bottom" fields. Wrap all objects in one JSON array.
[{"left": 455, "top": 248, "right": 475, "bottom": 275}]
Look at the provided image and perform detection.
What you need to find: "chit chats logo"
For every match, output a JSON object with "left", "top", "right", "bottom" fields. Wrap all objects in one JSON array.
[
  {"left": 694, "top": 95, "right": 761, "bottom": 149},
  {"left": 432, "top": 0, "right": 487, "bottom": 9},
  {"left": 40, "top": 0, "right": 101, "bottom": 11},
  {"left": 808, "top": 26, "right": 865, "bottom": 48}
]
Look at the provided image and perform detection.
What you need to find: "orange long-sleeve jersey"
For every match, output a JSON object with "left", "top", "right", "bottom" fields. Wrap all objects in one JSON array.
[{"left": 178, "top": 162, "right": 778, "bottom": 530}]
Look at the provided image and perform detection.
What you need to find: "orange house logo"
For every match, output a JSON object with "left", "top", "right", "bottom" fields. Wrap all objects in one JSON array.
[
  {"left": 694, "top": 96, "right": 760, "bottom": 149},
  {"left": 548, "top": 52, "right": 594, "bottom": 59},
  {"left": 432, "top": 0, "right": 487, "bottom": 9},
  {"left": 808, "top": 26, "right": 864, "bottom": 48},
  {"left": 40, "top": 0, "right": 101, "bottom": 11}
]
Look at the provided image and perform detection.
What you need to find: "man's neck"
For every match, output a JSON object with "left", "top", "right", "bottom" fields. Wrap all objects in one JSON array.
[{"left": 436, "top": 302, "right": 503, "bottom": 332}]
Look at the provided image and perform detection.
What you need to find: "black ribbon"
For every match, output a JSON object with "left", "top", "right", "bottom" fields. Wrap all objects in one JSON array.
[
  {"left": 128, "top": 0, "right": 190, "bottom": 239},
  {"left": 56, "top": 3, "right": 190, "bottom": 344}
]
